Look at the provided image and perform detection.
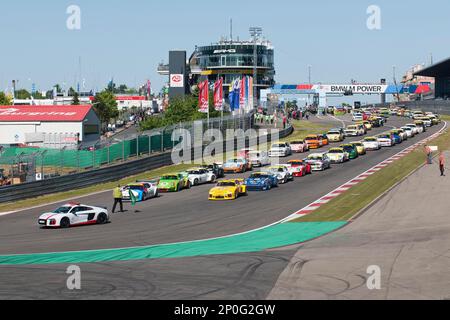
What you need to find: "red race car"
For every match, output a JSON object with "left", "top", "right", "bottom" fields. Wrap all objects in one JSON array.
[{"left": 288, "top": 160, "right": 312, "bottom": 177}]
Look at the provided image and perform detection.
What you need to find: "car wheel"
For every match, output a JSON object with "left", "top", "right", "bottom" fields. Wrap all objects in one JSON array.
[
  {"left": 267, "top": 184, "right": 272, "bottom": 191},
  {"left": 60, "top": 218, "right": 70, "bottom": 229},
  {"left": 194, "top": 179, "right": 199, "bottom": 186},
  {"left": 187, "top": 181, "right": 191, "bottom": 189},
  {"left": 211, "top": 175, "right": 216, "bottom": 183},
  {"left": 97, "top": 213, "right": 108, "bottom": 225}
]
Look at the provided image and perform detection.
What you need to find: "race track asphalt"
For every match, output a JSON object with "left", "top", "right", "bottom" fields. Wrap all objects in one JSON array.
[
  {"left": 0, "top": 117, "right": 442, "bottom": 256},
  {"left": 0, "top": 117, "right": 445, "bottom": 300}
]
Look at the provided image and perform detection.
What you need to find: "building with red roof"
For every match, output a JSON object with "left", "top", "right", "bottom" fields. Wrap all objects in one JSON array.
[{"left": 0, "top": 105, "right": 100, "bottom": 148}]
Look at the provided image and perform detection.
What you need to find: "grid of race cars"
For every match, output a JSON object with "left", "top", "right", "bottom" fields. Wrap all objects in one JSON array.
[{"left": 37, "top": 108, "right": 442, "bottom": 228}]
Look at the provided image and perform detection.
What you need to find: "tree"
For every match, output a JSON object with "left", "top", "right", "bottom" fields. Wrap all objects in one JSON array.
[
  {"left": 15, "top": 89, "right": 31, "bottom": 100},
  {"left": 68, "top": 87, "right": 77, "bottom": 97},
  {"left": 72, "top": 92, "right": 80, "bottom": 105},
  {"left": 92, "top": 90, "right": 119, "bottom": 130},
  {"left": 0, "top": 92, "right": 12, "bottom": 105}
]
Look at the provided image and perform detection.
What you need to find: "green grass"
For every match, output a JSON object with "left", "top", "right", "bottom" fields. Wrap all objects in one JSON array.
[
  {"left": 284, "top": 120, "right": 334, "bottom": 143},
  {"left": 293, "top": 120, "right": 450, "bottom": 222}
]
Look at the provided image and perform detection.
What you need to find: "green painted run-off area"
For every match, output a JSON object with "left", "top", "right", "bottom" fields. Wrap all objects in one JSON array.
[{"left": 0, "top": 221, "right": 346, "bottom": 265}]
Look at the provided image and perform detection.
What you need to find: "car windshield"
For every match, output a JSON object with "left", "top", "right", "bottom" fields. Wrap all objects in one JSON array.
[
  {"left": 342, "top": 146, "right": 353, "bottom": 152},
  {"left": 129, "top": 185, "right": 144, "bottom": 191},
  {"left": 365, "top": 138, "right": 377, "bottom": 142},
  {"left": 305, "top": 137, "right": 317, "bottom": 141},
  {"left": 162, "top": 175, "right": 179, "bottom": 180},
  {"left": 250, "top": 174, "right": 269, "bottom": 179},
  {"left": 272, "top": 144, "right": 286, "bottom": 148},
  {"left": 188, "top": 171, "right": 201, "bottom": 175},
  {"left": 291, "top": 141, "right": 304, "bottom": 145},
  {"left": 53, "top": 206, "right": 71, "bottom": 214},
  {"left": 328, "top": 150, "right": 343, "bottom": 154},
  {"left": 308, "top": 155, "right": 323, "bottom": 160},
  {"left": 328, "top": 132, "right": 340, "bottom": 135},
  {"left": 217, "top": 182, "right": 236, "bottom": 187},
  {"left": 289, "top": 161, "right": 303, "bottom": 166}
]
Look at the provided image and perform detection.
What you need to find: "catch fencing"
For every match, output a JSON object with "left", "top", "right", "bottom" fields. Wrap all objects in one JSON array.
[{"left": 0, "top": 113, "right": 254, "bottom": 182}]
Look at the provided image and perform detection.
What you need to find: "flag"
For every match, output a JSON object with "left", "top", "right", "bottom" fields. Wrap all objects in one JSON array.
[
  {"left": 249, "top": 77, "right": 254, "bottom": 111},
  {"left": 233, "top": 79, "right": 241, "bottom": 112},
  {"left": 214, "top": 78, "right": 223, "bottom": 111},
  {"left": 228, "top": 80, "right": 235, "bottom": 111},
  {"left": 198, "top": 80, "right": 209, "bottom": 113},
  {"left": 147, "top": 80, "right": 151, "bottom": 97},
  {"left": 129, "top": 190, "right": 137, "bottom": 206},
  {"left": 245, "top": 76, "right": 249, "bottom": 110},
  {"left": 239, "top": 76, "right": 246, "bottom": 110}
]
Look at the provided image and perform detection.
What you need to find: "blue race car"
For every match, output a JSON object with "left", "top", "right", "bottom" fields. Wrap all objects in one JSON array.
[
  {"left": 390, "top": 132, "right": 403, "bottom": 144},
  {"left": 245, "top": 172, "right": 278, "bottom": 191}
]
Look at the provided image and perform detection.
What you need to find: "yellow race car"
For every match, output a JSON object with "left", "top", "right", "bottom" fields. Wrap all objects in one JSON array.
[{"left": 208, "top": 179, "right": 247, "bottom": 201}]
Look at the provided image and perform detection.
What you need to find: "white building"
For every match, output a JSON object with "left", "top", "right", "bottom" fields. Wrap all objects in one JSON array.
[{"left": 0, "top": 105, "right": 100, "bottom": 149}]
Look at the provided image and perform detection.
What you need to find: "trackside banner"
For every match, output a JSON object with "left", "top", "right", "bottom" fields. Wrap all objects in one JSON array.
[{"left": 312, "top": 84, "right": 388, "bottom": 94}]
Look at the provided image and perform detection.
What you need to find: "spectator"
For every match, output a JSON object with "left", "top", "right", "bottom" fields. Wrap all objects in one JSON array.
[
  {"left": 425, "top": 145, "right": 433, "bottom": 165},
  {"left": 439, "top": 152, "right": 446, "bottom": 177}
]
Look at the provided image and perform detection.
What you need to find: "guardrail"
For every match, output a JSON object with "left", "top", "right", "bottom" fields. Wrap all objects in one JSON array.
[{"left": 0, "top": 125, "right": 293, "bottom": 204}]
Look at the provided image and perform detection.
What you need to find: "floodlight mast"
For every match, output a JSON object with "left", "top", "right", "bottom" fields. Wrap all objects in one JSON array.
[{"left": 249, "top": 27, "right": 262, "bottom": 109}]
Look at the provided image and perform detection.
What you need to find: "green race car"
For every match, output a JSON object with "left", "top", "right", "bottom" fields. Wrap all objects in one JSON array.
[
  {"left": 340, "top": 144, "right": 359, "bottom": 160},
  {"left": 157, "top": 173, "right": 191, "bottom": 192}
]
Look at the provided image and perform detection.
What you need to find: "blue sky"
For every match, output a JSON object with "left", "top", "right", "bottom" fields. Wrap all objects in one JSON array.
[{"left": 0, "top": 0, "right": 449, "bottom": 103}]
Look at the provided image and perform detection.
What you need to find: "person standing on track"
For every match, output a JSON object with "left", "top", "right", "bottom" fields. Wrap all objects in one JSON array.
[
  {"left": 439, "top": 152, "right": 446, "bottom": 177},
  {"left": 112, "top": 184, "right": 124, "bottom": 213}
]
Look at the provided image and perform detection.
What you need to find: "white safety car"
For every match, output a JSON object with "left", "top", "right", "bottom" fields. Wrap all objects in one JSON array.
[{"left": 38, "top": 203, "right": 109, "bottom": 228}]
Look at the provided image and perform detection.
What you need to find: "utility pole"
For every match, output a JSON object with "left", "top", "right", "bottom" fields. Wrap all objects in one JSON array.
[
  {"left": 308, "top": 65, "right": 312, "bottom": 105},
  {"left": 250, "top": 27, "right": 262, "bottom": 109}
]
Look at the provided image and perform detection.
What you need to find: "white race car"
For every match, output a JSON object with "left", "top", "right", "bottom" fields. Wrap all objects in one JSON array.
[
  {"left": 185, "top": 168, "right": 216, "bottom": 186},
  {"left": 269, "top": 143, "right": 292, "bottom": 157},
  {"left": 38, "top": 203, "right": 109, "bottom": 228},
  {"left": 305, "top": 153, "right": 332, "bottom": 171},
  {"left": 400, "top": 126, "right": 415, "bottom": 138},
  {"left": 362, "top": 137, "right": 381, "bottom": 151},
  {"left": 405, "top": 124, "right": 420, "bottom": 135},
  {"left": 264, "top": 166, "right": 294, "bottom": 184}
]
